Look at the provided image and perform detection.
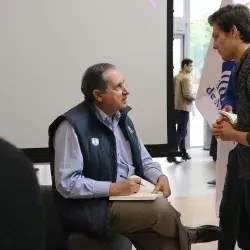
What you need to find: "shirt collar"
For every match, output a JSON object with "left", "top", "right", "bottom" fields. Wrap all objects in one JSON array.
[{"left": 94, "top": 104, "right": 121, "bottom": 124}]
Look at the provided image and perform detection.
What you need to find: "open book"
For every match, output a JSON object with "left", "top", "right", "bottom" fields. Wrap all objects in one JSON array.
[
  {"left": 109, "top": 175, "right": 163, "bottom": 201},
  {"left": 219, "top": 110, "right": 237, "bottom": 125}
]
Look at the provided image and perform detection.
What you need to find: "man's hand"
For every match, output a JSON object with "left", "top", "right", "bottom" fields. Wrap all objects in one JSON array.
[
  {"left": 218, "top": 105, "right": 233, "bottom": 123},
  {"left": 109, "top": 178, "right": 141, "bottom": 196},
  {"left": 211, "top": 108, "right": 232, "bottom": 137},
  {"left": 220, "top": 121, "right": 237, "bottom": 141},
  {"left": 211, "top": 119, "right": 223, "bottom": 137},
  {"left": 152, "top": 175, "right": 171, "bottom": 198}
]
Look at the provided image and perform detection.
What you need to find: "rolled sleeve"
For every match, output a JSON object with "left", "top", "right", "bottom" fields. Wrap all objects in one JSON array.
[
  {"left": 90, "top": 180, "right": 111, "bottom": 197},
  {"left": 139, "top": 139, "right": 163, "bottom": 184},
  {"left": 143, "top": 164, "right": 163, "bottom": 184}
]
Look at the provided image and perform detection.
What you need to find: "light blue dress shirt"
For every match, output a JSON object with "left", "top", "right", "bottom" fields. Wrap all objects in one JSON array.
[{"left": 54, "top": 106, "right": 163, "bottom": 199}]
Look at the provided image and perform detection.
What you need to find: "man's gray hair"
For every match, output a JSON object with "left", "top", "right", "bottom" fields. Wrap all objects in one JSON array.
[{"left": 81, "top": 63, "right": 116, "bottom": 102}]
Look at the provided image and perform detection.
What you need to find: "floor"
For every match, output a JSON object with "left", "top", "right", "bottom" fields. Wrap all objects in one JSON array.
[
  {"left": 35, "top": 148, "right": 239, "bottom": 250},
  {"left": 189, "top": 105, "right": 204, "bottom": 147}
]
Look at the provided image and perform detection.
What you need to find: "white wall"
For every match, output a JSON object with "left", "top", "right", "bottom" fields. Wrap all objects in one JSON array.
[{"left": 0, "top": 0, "right": 167, "bottom": 148}]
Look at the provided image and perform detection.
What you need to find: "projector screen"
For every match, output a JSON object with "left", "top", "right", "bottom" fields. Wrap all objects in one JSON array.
[{"left": 0, "top": 0, "right": 168, "bottom": 149}]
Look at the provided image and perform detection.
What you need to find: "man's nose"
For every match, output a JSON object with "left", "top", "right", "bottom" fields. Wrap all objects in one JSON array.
[{"left": 123, "top": 86, "right": 129, "bottom": 95}]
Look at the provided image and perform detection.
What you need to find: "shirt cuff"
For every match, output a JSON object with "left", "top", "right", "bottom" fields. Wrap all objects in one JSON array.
[
  {"left": 92, "top": 181, "right": 111, "bottom": 197},
  {"left": 144, "top": 169, "right": 164, "bottom": 185}
]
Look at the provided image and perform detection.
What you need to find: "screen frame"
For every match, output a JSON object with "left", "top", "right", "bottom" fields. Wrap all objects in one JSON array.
[{"left": 22, "top": 0, "right": 176, "bottom": 162}]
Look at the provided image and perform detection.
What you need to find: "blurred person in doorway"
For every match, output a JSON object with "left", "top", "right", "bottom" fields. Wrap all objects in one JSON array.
[{"left": 168, "top": 59, "right": 195, "bottom": 164}]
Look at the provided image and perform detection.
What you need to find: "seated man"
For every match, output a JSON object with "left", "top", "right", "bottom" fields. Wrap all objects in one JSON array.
[{"left": 48, "top": 63, "right": 222, "bottom": 250}]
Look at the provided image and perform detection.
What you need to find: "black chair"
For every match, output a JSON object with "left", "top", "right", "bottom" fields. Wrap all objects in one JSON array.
[
  {"left": 40, "top": 185, "right": 68, "bottom": 250},
  {"left": 40, "top": 185, "right": 132, "bottom": 250}
]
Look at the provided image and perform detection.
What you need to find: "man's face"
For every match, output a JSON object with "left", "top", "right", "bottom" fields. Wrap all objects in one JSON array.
[
  {"left": 212, "top": 24, "right": 237, "bottom": 61},
  {"left": 185, "top": 63, "right": 193, "bottom": 74},
  {"left": 100, "top": 68, "right": 129, "bottom": 112}
]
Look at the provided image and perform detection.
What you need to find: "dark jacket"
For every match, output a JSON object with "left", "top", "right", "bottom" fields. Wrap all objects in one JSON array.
[
  {"left": 48, "top": 101, "right": 144, "bottom": 243},
  {"left": 234, "top": 47, "right": 250, "bottom": 179},
  {"left": 0, "top": 138, "right": 45, "bottom": 250}
]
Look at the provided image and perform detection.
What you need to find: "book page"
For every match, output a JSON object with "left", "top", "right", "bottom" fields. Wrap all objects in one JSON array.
[
  {"left": 109, "top": 175, "right": 163, "bottom": 201},
  {"left": 130, "top": 175, "right": 156, "bottom": 193}
]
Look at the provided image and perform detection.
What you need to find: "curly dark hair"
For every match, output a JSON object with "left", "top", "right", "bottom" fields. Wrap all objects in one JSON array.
[{"left": 208, "top": 4, "right": 250, "bottom": 43}]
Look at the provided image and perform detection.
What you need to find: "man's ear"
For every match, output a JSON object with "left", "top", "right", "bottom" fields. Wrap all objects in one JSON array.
[
  {"left": 231, "top": 25, "right": 239, "bottom": 38},
  {"left": 93, "top": 89, "right": 103, "bottom": 102}
]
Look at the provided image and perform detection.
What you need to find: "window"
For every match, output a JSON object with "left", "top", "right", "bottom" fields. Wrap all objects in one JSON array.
[
  {"left": 173, "top": 35, "right": 184, "bottom": 76},
  {"left": 174, "top": 0, "right": 185, "bottom": 17}
]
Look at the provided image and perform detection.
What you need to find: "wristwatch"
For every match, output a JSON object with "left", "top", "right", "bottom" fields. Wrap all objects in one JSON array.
[{"left": 246, "top": 132, "right": 250, "bottom": 146}]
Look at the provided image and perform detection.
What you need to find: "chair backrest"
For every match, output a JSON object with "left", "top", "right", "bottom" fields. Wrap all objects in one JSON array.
[{"left": 40, "top": 185, "right": 68, "bottom": 250}]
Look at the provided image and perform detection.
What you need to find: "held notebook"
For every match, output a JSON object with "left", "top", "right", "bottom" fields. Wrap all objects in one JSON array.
[
  {"left": 109, "top": 175, "right": 163, "bottom": 201},
  {"left": 219, "top": 110, "right": 237, "bottom": 125}
]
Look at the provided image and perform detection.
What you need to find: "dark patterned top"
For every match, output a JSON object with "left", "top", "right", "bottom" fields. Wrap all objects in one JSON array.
[{"left": 234, "top": 47, "right": 250, "bottom": 179}]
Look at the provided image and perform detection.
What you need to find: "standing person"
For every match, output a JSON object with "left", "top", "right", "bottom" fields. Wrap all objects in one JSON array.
[
  {"left": 173, "top": 58, "right": 195, "bottom": 161},
  {"left": 209, "top": 4, "right": 250, "bottom": 250}
]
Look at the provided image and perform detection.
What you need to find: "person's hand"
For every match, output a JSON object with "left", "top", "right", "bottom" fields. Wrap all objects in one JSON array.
[
  {"left": 109, "top": 178, "right": 141, "bottom": 196},
  {"left": 152, "top": 175, "right": 171, "bottom": 198},
  {"left": 211, "top": 106, "right": 233, "bottom": 137},
  {"left": 211, "top": 119, "right": 223, "bottom": 137},
  {"left": 222, "top": 105, "right": 233, "bottom": 113},
  {"left": 218, "top": 105, "right": 233, "bottom": 123},
  {"left": 220, "top": 121, "right": 237, "bottom": 141}
]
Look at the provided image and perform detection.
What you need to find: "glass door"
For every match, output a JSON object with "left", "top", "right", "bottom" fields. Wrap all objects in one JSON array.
[{"left": 173, "top": 34, "right": 184, "bottom": 76}]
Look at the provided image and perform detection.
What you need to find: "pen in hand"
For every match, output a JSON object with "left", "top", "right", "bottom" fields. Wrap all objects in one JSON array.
[{"left": 119, "top": 175, "right": 145, "bottom": 186}]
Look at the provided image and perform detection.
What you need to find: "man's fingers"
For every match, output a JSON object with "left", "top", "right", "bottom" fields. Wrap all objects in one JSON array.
[
  {"left": 211, "top": 122, "right": 222, "bottom": 136},
  {"left": 219, "top": 116, "right": 230, "bottom": 123},
  {"left": 212, "top": 123, "right": 222, "bottom": 129},
  {"left": 163, "top": 189, "right": 171, "bottom": 198},
  {"left": 152, "top": 184, "right": 160, "bottom": 194},
  {"left": 221, "top": 120, "right": 231, "bottom": 126},
  {"left": 211, "top": 128, "right": 221, "bottom": 135},
  {"left": 211, "top": 128, "right": 221, "bottom": 133},
  {"left": 129, "top": 178, "right": 141, "bottom": 184},
  {"left": 213, "top": 132, "right": 222, "bottom": 136},
  {"left": 136, "top": 183, "right": 140, "bottom": 191},
  {"left": 129, "top": 181, "right": 140, "bottom": 193},
  {"left": 217, "top": 117, "right": 224, "bottom": 123}
]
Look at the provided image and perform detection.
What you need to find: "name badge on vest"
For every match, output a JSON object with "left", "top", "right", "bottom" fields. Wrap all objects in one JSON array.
[
  {"left": 91, "top": 138, "right": 99, "bottom": 146},
  {"left": 127, "top": 125, "right": 134, "bottom": 134}
]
